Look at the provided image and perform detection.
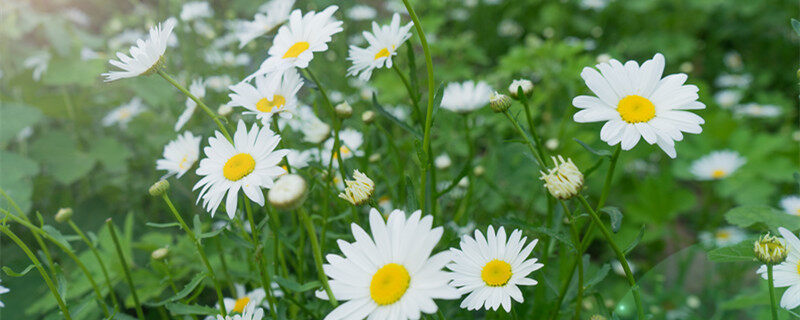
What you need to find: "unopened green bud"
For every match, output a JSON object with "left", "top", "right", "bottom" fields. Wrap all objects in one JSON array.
[
  {"left": 754, "top": 233, "right": 787, "bottom": 264},
  {"left": 490, "top": 92, "right": 512, "bottom": 113},
  {"left": 151, "top": 247, "right": 169, "bottom": 260},
  {"left": 361, "top": 111, "right": 376, "bottom": 124},
  {"left": 508, "top": 79, "right": 534, "bottom": 99},
  {"left": 55, "top": 208, "right": 73, "bottom": 223},
  {"left": 149, "top": 180, "right": 170, "bottom": 197},
  {"left": 335, "top": 102, "right": 353, "bottom": 119}
]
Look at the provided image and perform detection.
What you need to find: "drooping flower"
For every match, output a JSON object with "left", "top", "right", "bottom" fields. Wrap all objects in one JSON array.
[
  {"left": 234, "top": 0, "right": 295, "bottom": 48},
  {"left": 194, "top": 120, "right": 289, "bottom": 218},
  {"left": 102, "top": 97, "right": 147, "bottom": 128},
  {"left": 540, "top": 156, "right": 584, "bottom": 200},
  {"left": 689, "top": 150, "right": 746, "bottom": 180},
  {"left": 756, "top": 228, "right": 800, "bottom": 310},
  {"left": 572, "top": 53, "right": 706, "bottom": 158},
  {"left": 317, "top": 209, "right": 460, "bottom": 319},
  {"left": 347, "top": 13, "right": 413, "bottom": 80},
  {"left": 229, "top": 69, "right": 303, "bottom": 124},
  {"left": 102, "top": 19, "right": 176, "bottom": 81},
  {"left": 175, "top": 78, "right": 206, "bottom": 131},
  {"left": 156, "top": 132, "right": 202, "bottom": 178},
  {"left": 780, "top": 196, "right": 800, "bottom": 216},
  {"left": 447, "top": 226, "right": 543, "bottom": 312},
  {"left": 338, "top": 170, "right": 375, "bottom": 206},
  {"left": 441, "top": 81, "right": 493, "bottom": 113}
]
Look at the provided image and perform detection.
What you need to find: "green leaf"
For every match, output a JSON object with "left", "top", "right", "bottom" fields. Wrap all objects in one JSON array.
[
  {"left": 0, "top": 151, "right": 39, "bottom": 182},
  {"left": 149, "top": 273, "right": 207, "bottom": 306},
  {"left": 88, "top": 137, "right": 131, "bottom": 172},
  {"left": 584, "top": 264, "right": 611, "bottom": 289},
  {"left": 599, "top": 207, "right": 623, "bottom": 233},
  {"left": 2, "top": 264, "right": 36, "bottom": 277},
  {"left": 146, "top": 222, "right": 181, "bottom": 229},
  {"left": 29, "top": 130, "right": 95, "bottom": 184},
  {"left": 41, "top": 58, "right": 105, "bottom": 86},
  {"left": 0, "top": 102, "right": 43, "bottom": 146},
  {"left": 792, "top": 19, "right": 800, "bottom": 36},
  {"left": 429, "top": 82, "right": 445, "bottom": 125},
  {"left": 0, "top": 151, "right": 39, "bottom": 213},
  {"left": 573, "top": 138, "right": 611, "bottom": 157},
  {"left": 725, "top": 205, "right": 800, "bottom": 231},
  {"left": 274, "top": 276, "right": 321, "bottom": 293},
  {"left": 198, "top": 227, "right": 225, "bottom": 239},
  {"left": 372, "top": 93, "right": 422, "bottom": 139},
  {"left": 707, "top": 240, "right": 756, "bottom": 263},
  {"left": 622, "top": 225, "right": 645, "bottom": 255},
  {"left": 165, "top": 303, "right": 220, "bottom": 315},
  {"left": 42, "top": 225, "right": 73, "bottom": 251}
]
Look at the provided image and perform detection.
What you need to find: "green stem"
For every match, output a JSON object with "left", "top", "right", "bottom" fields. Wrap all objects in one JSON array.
[
  {"left": 519, "top": 98, "right": 548, "bottom": 162},
  {"left": 303, "top": 69, "right": 350, "bottom": 188},
  {"left": 598, "top": 145, "right": 621, "bottom": 209},
  {"left": 156, "top": 69, "right": 231, "bottom": 142},
  {"left": 68, "top": 219, "right": 120, "bottom": 309},
  {"left": 576, "top": 195, "right": 644, "bottom": 320},
  {"left": 161, "top": 194, "right": 227, "bottom": 317},
  {"left": 503, "top": 111, "right": 546, "bottom": 168},
  {"left": 106, "top": 219, "right": 145, "bottom": 320},
  {"left": 0, "top": 188, "right": 56, "bottom": 273},
  {"left": 298, "top": 207, "right": 337, "bottom": 306},
  {"left": 768, "top": 264, "right": 779, "bottom": 320},
  {"left": 0, "top": 225, "right": 72, "bottom": 320},
  {"left": 558, "top": 201, "right": 583, "bottom": 320},
  {"left": 244, "top": 200, "right": 279, "bottom": 320},
  {"left": 392, "top": 63, "right": 422, "bottom": 123},
  {"left": 401, "top": 0, "right": 436, "bottom": 215}
]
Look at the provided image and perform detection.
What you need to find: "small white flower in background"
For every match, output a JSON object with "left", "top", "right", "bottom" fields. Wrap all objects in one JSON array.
[
  {"left": 193, "top": 120, "right": 289, "bottom": 218},
  {"left": 545, "top": 138, "right": 559, "bottom": 150},
  {"left": 450, "top": 8, "right": 470, "bottom": 22},
  {"left": 102, "top": 19, "right": 176, "bottom": 81},
  {"left": 699, "top": 227, "right": 747, "bottom": 247},
  {"left": 611, "top": 260, "right": 636, "bottom": 276},
  {"left": 192, "top": 20, "right": 216, "bottom": 39},
  {"left": 302, "top": 119, "right": 330, "bottom": 144},
  {"left": 386, "top": 105, "right": 410, "bottom": 121},
  {"left": 508, "top": 79, "right": 534, "bottom": 98},
  {"left": 316, "top": 209, "right": 460, "bottom": 319},
  {"left": 16, "top": 126, "right": 33, "bottom": 142},
  {"left": 596, "top": 53, "right": 612, "bottom": 64},
  {"left": 203, "top": 50, "right": 251, "bottom": 67},
  {"left": 756, "top": 228, "right": 800, "bottom": 310},
  {"left": 180, "top": 1, "right": 212, "bottom": 21},
  {"left": 734, "top": 102, "right": 781, "bottom": 118},
  {"left": 347, "top": 13, "right": 413, "bottom": 81},
  {"left": 723, "top": 51, "right": 743, "bottom": 70},
  {"left": 235, "top": 0, "right": 295, "bottom": 48},
  {"left": 572, "top": 53, "right": 706, "bottom": 158},
  {"left": 284, "top": 149, "right": 313, "bottom": 170},
  {"left": 218, "top": 103, "right": 234, "bottom": 117},
  {"left": 64, "top": 8, "right": 90, "bottom": 27},
  {"left": 229, "top": 69, "right": 303, "bottom": 124},
  {"left": 268, "top": 174, "right": 307, "bottom": 210},
  {"left": 0, "top": 278, "right": 8, "bottom": 307},
  {"left": 108, "top": 29, "right": 146, "bottom": 50},
  {"left": 446, "top": 221, "right": 476, "bottom": 237},
  {"left": 376, "top": 195, "right": 393, "bottom": 213},
  {"left": 80, "top": 47, "right": 101, "bottom": 61},
  {"left": 715, "top": 73, "right": 752, "bottom": 89},
  {"left": 441, "top": 81, "right": 493, "bottom": 113},
  {"left": 712, "top": 90, "right": 742, "bottom": 109},
  {"left": 320, "top": 128, "right": 364, "bottom": 165},
  {"left": 580, "top": 0, "right": 609, "bottom": 10},
  {"left": 175, "top": 78, "right": 206, "bottom": 131},
  {"left": 156, "top": 132, "right": 201, "bottom": 178},
  {"left": 23, "top": 52, "right": 50, "bottom": 81},
  {"left": 385, "top": 0, "right": 408, "bottom": 14},
  {"left": 780, "top": 196, "right": 800, "bottom": 216},
  {"left": 434, "top": 154, "right": 452, "bottom": 170},
  {"left": 338, "top": 170, "right": 375, "bottom": 205},
  {"left": 248, "top": 6, "right": 343, "bottom": 79},
  {"left": 497, "top": 19, "right": 523, "bottom": 37},
  {"left": 689, "top": 150, "right": 746, "bottom": 180},
  {"left": 447, "top": 226, "right": 543, "bottom": 312},
  {"left": 540, "top": 156, "right": 584, "bottom": 200},
  {"left": 346, "top": 4, "right": 377, "bottom": 21},
  {"left": 214, "top": 301, "right": 265, "bottom": 320},
  {"left": 206, "top": 75, "right": 233, "bottom": 92},
  {"left": 102, "top": 97, "right": 147, "bottom": 128}
]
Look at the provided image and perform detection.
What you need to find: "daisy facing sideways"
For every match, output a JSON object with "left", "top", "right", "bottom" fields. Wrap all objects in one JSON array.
[
  {"left": 440, "top": 81, "right": 493, "bottom": 113},
  {"left": 447, "top": 226, "right": 543, "bottom": 312},
  {"left": 757, "top": 227, "right": 800, "bottom": 310},
  {"left": 228, "top": 69, "right": 303, "bottom": 124},
  {"left": 175, "top": 78, "right": 206, "bottom": 131},
  {"left": 102, "top": 97, "right": 147, "bottom": 128},
  {"left": 156, "top": 131, "right": 201, "bottom": 178},
  {"left": 781, "top": 196, "right": 800, "bottom": 216},
  {"left": 194, "top": 120, "right": 289, "bottom": 218},
  {"left": 102, "top": 19, "right": 176, "bottom": 81},
  {"left": 689, "top": 150, "right": 746, "bottom": 180},
  {"left": 317, "top": 208, "right": 460, "bottom": 319},
  {"left": 347, "top": 13, "right": 414, "bottom": 80},
  {"left": 572, "top": 53, "right": 706, "bottom": 158}
]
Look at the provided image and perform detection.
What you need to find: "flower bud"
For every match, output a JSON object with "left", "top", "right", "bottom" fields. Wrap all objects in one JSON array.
[
  {"left": 489, "top": 92, "right": 512, "bottom": 113},
  {"left": 338, "top": 170, "right": 374, "bottom": 206},
  {"left": 508, "top": 79, "right": 533, "bottom": 99},
  {"left": 303, "top": 121, "right": 331, "bottom": 144},
  {"left": 335, "top": 102, "right": 353, "bottom": 119},
  {"left": 55, "top": 208, "right": 73, "bottom": 223},
  {"left": 540, "top": 156, "right": 584, "bottom": 200},
  {"left": 151, "top": 247, "right": 169, "bottom": 260},
  {"left": 148, "top": 179, "right": 170, "bottom": 197},
  {"left": 361, "top": 111, "right": 376, "bottom": 124},
  {"left": 368, "top": 153, "right": 381, "bottom": 163},
  {"left": 754, "top": 233, "right": 787, "bottom": 265},
  {"left": 434, "top": 154, "right": 452, "bottom": 170},
  {"left": 545, "top": 138, "right": 559, "bottom": 150},
  {"left": 473, "top": 165, "right": 485, "bottom": 177},
  {"left": 217, "top": 104, "right": 233, "bottom": 116},
  {"left": 268, "top": 174, "right": 308, "bottom": 210}
]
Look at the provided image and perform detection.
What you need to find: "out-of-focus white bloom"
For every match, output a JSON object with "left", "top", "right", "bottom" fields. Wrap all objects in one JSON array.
[
  {"left": 320, "top": 128, "right": 364, "bottom": 166},
  {"left": 434, "top": 154, "right": 452, "bottom": 170},
  {"left": 441, "top": 81, "right": 493, "bottom": 113},
  {"left": 679, "top": 62, "right": 694, "bottom": 73},
  {"left": 497, "top": 19, "right": 523, "bottom": 37},
  {"left": 545, "top": 138, "right": 559, "bottom": 150},
  {"left": 715, "top": 73, "right": 752, "bottom": 88},
  {"left": 734, "top": 103, "right": 781, "bottom": 118},
  {"left": 16, "top": 126, "right": 33, "bottom": 142},
  {"left": 386, "top": 105, "right": 410, "bottom": 121},
  {"left": 229, "top": 69, "right": 303, "bottom": 124},
  {"left": 102, "top": 19, "right": 176, "bottom": 81},
  {"left": 713, "top": 90, "right": 742, "bottom": 109},
  {"left": 102, "top": 97, "right": 147, "bottom": 128},
  {"left": 450, "top": 8, "right": 470, "bottom": 21},
  {"left": 23, "top": 52, "right": 50, "bottom": 81},
  {"left": 780, "top": 196, "right": 800, "bottom": 216},
  {"left": 699, "top": 227, "right": 747, "bottom": 247},
  {"left": 596, "top": 53, "right": 612, "bottom": 64},
  {"left": 447, "top": 221, "right": 476, "bottom": 237},
  {"left": 338, "top": 170, "right": 375, "bottom": 205},
  {"left": 175, "top": 78, "right": 206, "bottom": 131},
  {"left": 180, "top": 1, "right": 213, "bottom": 21},
  {"left": 206, "top": 75, "right": 233, "bottom": 91},
  {"left": 234, "top": 0, "right": 295, "bottom": 48},
  {"left": 204, "top": 50, "right": 250, "bottom": 67},
  {"left": 689, "top": 150, "right": 746, "bottom": 180},
  {"left": 268, "top": 174, "right": 307, "bottom": 210},
  {"left": 385, "top": 0, "right": 408, "bottom": 14},
  {"left": 724, "top": 51, "right": 743, "bottom": 70},
  {"left": 346, "top": 5, "right": 377, "bottom": 21},
  {"left": 347, "top": 13, "right": 413, "bottom": 80},
  {"left": 192, "top": 20, "right": 216, "bottom": 39},
  {"left": 581, "top": 0, "right": 609, "bottom": 10},
  {"left": 80, "top": 47, "right": 101, "bottom": 61},
  {"left": 156, "top": 132, "right": 202, "bottom": 178},
  {"left": 64, "top": 8, "right": 90, "bottom": 26},
  {"left": 284, "top": 149, "right": 313, "bottom": 169}
]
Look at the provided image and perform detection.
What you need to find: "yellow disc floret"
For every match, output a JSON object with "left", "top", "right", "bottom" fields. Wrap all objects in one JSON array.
[
  {"left": 256, "top": 95, "right": 286, "bottom": 113},
  {"left": 232, "top": 296, "right": 250, "bottom": 313},
  {"left": 374, "top": 48, "right": 391, "bottom": 60},
  {"left": 283, "top": 41, "right": 310, "bottom": 58},
  {"left": 711, "top": 169, "right": 726, "bottom": 179},
  {"left": 617, "top": 95, "right": 656, "bottom": 123},
  {"left": 370, "top": 263, "right": 411, "bottom": 305},
  {"left": 223, "top": 153, "right": 256, "bottom": 181},
  {"left": 481, "top": 259, "right": 512, "bottom": 287}
]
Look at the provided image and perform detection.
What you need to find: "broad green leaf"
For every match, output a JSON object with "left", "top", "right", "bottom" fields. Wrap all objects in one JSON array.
[
  {"left": 0, "top": 151, "right": 39, "bottom": 181},
  {"left": 707, "top": 240, "right": 756, "bottom": 262},
  {"left": 599, "top": 207, "right": 623, "bottom": 233},
  {"left": 29, "top": 130, "right": 95, "bottom": 184},
  {"left": 165, "top": 302, "right": 220, "bottom": 315},
  {"left": 88, "top": 137, "right": 131, "bottom": 172},
  {"left": 42, "top": 225, "right": 73, "bottom": 251},
  {"left": 0, "top": 102, "right": 43, "bottom": 146},
  {"left": 725, "top": 205, "right": 800, "bottom": 231},
  {"left": 2, "top": 264, "right": 36, "bottom": 277},
  {"left": 41, "top": 57, "right": 105, "bottom": 86},
  {"left": 274, "top": 276, "right": 321, "bottom": 293},
  {"left": 574, "top": 138, "right": 612, "bottom": 157},
  {"left": 148, "top": 273, "right": 207, "bottom": 306}
]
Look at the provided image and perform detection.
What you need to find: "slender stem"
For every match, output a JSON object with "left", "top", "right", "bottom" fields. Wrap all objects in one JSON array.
[
  {"left": 401, "top": 0, "right": 436, "bottom": 215},
  {"left": 0, "top": 225, "right": 72, "bottom": 320},
  {"left": 298, "top": 207, "right": 337, "bottom": 306},
  {"left": 597, "top": 145, "right": 621, "bottom": 209},
  {"left": 265, "top": 205, "right": 290, "bottom": 277},
  {"left": 503, "top": 111, "right": 546, "bottom": 168},
  {"left": 106, "top": 219, "right": 145, "bottom": 320},
  {"left": 244, "top": 200, "right": 279, "bottom": 320},
  {"left": 304, "top": 69, "right": 350, "bottom": 186},
  {"left": 161, "top": 194, "right": 227, "bottom": 317},
  {"left": 768, "top": 264, "right": 779, "bottom": 320},
  {"left": 156, "top": 69, "right": 231, "bottom": 142},
  {"left": 68, "top": 219, "right": 120, "bottom": 309},
  {"left": 0, "top": 188, "right": 56, "bottom": 273},
  {"left": 214, "top": 238, "right": 237, "bottom": 295},
  {"left": 392, "top": 64, "right": 422, "bottom": 123},
  {"left": 558, "top": 201, "right": 583, "bottom": 320},
  {"left": 576, "top": 195, "right": 644, "bottom": 320},
  {"left": 519, "top": 99, "right": 548, "bottom": 163}
]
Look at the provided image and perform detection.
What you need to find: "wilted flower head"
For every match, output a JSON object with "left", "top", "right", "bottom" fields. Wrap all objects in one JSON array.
[
  {"left": 268, "top": 174, "right": 308, "bottom": 210},
  {"left": 338, "top": 170, "right": 375, "bottom": 205},
  {"left": 539, "top": 156, "right": 584, "bottom": 200},
  {"left": 754, "top": 233, "right": 787, "bottom": 265}
]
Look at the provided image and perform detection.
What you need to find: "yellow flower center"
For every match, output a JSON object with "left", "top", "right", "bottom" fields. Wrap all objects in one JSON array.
[
  {"left": 370, "top": 263, "right": 410, "bottom": 306},
  {"left": 797, "top": 263, "right": 800, "bottom": 275},
  {"left": 178, "top": 156, "right": 189, "bottom": 170},
  {"left": 617, "top": 95, "right": 656, "bottom": 123},
  {"left": 283, "top": 41, "right": 310, "bottom": 58},
  {"left": 711, "top": 169, "right": 726, "bottom": 179},
  {"left": 232, "top": 296, "right": 250, "bottom": 313},
  {"left": 481, "top": 259, "right": 512, "bottom": 287},
  {"left": 796, "top": 209, "right": 800, "bottom": 216},
  {"left": 256, "top": 95, "right": 286, "bottom": 113},
  {"left": 223, "top": 153, "right": 256, "bottom": 181},
  {"left": 374, "top": 48, "right": 391, "bottom": 60},
  {"left": 716, "top": 231, "right": 730, "bottom": 240},
  {"left": 332, "top": 146, "right": 351, "bottom": 160}
]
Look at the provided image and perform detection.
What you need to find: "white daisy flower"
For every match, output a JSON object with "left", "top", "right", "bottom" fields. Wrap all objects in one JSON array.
[
  {"left": 285, "top": 149, "right": 313, "bottom": 170},
  {"left": 317, "top": 208, "right": 460, "bottom": 319},
  {"left": 734, "top": 103, "right": 781, "bottom": 118},
  {"left": 699, "top": 227, "right": 747, "bottom": 247},
  {"left": 715, "top": 73, "right": 752, "bottom": 89},
  {"left": 23, "top": 52, "right": 50, "bottom": 81},
  {"left": 204, "top": 50, "right": 251, "bottom": 67},
  {"left": 229, "top": 69, "right": 303, "bottom": 124},
  {"left": 689, "top": 150, "right": 746, "bottom": 180},
  {"left": 102, "top": 97, "right": 147, "bottom": 128},
  {"left": 0, "top": 278, "right": 8, "bottom": 307},
  {"left": 346, "top": 13, "right": 413, "bottom": 81},
  {"left": 193, "top": 120, "right": 289, "bottom": 218},
  {"left": 441, "top": 81, "right": 493, "bottom": 113},
  {"left": 207, "top": 75, "right": 233, "bottom": 92},
  {"left": 180, "top": 1, "right": 213, "bottom": 21},
  {"left": 220, "top": 283, "right": 282, "bottom": 315},
  {"left": 447, "top": 226, "right": 543, "bottom": 312},
  {"left": 156, "top": 132, "right": 202, "bottom": 178},
  {"left": 235, "top": 0, "right": 295, "bottom": 48},
  {"left": 346, "top": 5, "right": 377, "bottom": 21},
  {"left": 712, "top": 90, "right": 742, "bottom": 109},
  {"left": 572, "top": 53, "right": 706, "bottom": 158},
  {"left": 780, "top": 196, "right": 800, "bottom": 216},
  {"left": 434, "top": 154, "right": 452, "bottom": 170},
  {"left": 320, "top": 128, "right": 364, "bottom": 166},
  {"left": 214, "top": 301, "right": 265, "bottom": 320},
  {"left": 102, "top": 19, "right": 176, "bottom": 81},
  {"left": 175, "top": 78, "right": 206, "bottom": 131},
  {"left": 757, "top": 227, "right": 800, "bottom": 310},
  {"left": 248, "top": 6, "right": 343, "bottom": 79}
]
